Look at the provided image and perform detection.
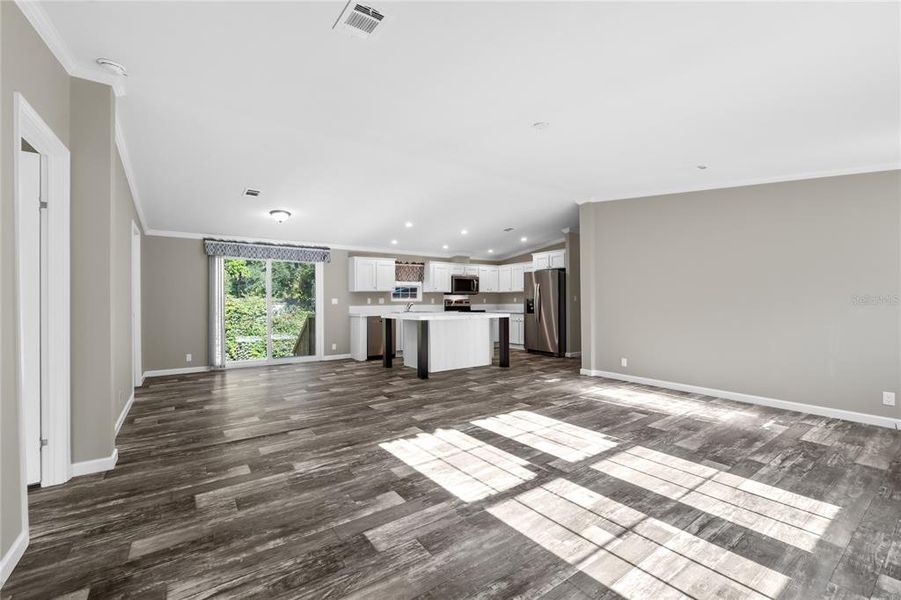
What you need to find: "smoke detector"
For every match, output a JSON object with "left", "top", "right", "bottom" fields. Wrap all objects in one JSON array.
[{"left": 333, "top": 3, "right": 386, "bottom": 39}]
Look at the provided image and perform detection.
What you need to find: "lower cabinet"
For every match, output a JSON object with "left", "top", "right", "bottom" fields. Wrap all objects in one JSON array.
[{"left": 492, "top": 314, "right": 525, "bottom": 346}]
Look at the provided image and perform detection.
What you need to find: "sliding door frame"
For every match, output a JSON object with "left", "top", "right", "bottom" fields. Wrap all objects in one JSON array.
[{"left": 223, "top": 258, "right": 324, "bottom": 368}]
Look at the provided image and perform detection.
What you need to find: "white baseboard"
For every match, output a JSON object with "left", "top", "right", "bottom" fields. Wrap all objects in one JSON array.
[
  {"left": 321, "top": 353, "right": 352, "bottom": 361},
  {"left": 0, "top": 528, "right": 29, "bottom": 588},
  {"left": 115, "top": 392, "right": 135, "bottom": 436},
  {"left": 580, "top": 368, "right": 901, "bottom": 430},
  {"left": 71, "top": 448, "right": 119, "bottom": 477},
  {"left": 143, "top": 366, "right": 211, "bottom": 378},
  {"left": 565, "top": 351, "right": 582, "bottom": 358}
]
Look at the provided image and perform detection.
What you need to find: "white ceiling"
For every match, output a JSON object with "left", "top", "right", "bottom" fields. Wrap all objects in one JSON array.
[{"left": 39, "top": 1, "right": 901, "bottom": 259}]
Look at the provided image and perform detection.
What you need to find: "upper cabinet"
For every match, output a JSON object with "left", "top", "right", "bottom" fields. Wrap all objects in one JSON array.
[
  {"left": 348, "top": 257, "right": 396, "bottom": 292},
  {"left": 424, "top": 261, "right": 451, "bottom": 293},
  {"left": 478, "top": 265, "right": 499, "bottom": 293},
  {"left": 533, "top": 249, "right": 565, "bottom": 270},
  {"left": 497, "top": 262, "right": 530, "bottom": 292}
]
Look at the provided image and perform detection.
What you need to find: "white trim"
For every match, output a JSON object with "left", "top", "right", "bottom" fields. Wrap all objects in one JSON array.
[
  {"left": 13, "top": 0, "right": 126, "bottom": 97},
  {"left": 0, "top": 529, "right": 29, "bottom": 588},
  {"left": 322, "top": 353, "right": 352, "bottom": 361},
  {"left": 118, "top": 123, "right": 148, "bottom": 232},
  {"left": 131, "top": 220, "right": 142, "bottom": 388},
  {"left": 315, "top": 262, "right": 325, "bottom": 358},
  {"left": 115, "top": 392, "right": 135, "bottom": 436},
  {"left": 574, "top": 163, "right": 901, "bottom": 206},
  {"left": 565, "top": 351, "right": 582, "bottom": 358},
  {"left": 14, "top": 93, "right": 71, "bottom": 494},
  {"left": 580, "top": 369, "right": 901, "bottom": 430},
  {"left": 71, "top": 449, "right": 119, "bottom": 478},
  {"left": 142, "top": 366, "right": 211, "bottom": 379}
]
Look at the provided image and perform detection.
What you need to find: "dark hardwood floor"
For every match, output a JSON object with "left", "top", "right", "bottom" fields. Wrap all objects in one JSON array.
[{"left": 3, "top": 352, "right": 901, "bottom": 599}]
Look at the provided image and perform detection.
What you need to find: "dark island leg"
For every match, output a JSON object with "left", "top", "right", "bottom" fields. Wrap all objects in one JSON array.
[
  {"left": 417, "top": 320, "right": 429, "bottom": 379},
  {"left": 383, "top": 318, "right": 393, "bottom": 368},
  {"left": 499, "top": 317, "right": 510, "bottom": 368}
]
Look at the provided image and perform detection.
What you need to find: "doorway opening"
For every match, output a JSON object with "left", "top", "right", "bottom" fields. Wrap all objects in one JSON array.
[{"left": 13, "top": 93, "right": 71, "bottom": 499}]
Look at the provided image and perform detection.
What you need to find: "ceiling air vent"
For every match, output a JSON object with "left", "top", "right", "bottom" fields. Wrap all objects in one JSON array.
[
  {"left": 333, "top": 2, "right": 385, "bottom": 39},
  {"left": 243, "top": 188, "right": 261, "bottom": 198}
]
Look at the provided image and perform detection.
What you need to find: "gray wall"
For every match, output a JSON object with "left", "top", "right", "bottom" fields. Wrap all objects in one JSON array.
[
  {"left": 564, "top": 231, "right": 581, "bottom": 354},
  {"left": 142, "top": 236, "right": 209, "bottom": 372},
  {"left": 69, "top": 78, "right": 115, "bottom": 463},
  {"left": 579, "top": 171, "right": 901, "bottom": 420},
  {"left": 112, "top": 152, "right": 142, "bottom": 417},
  {"left": 1, "top": 1, "right": 71, "bottom": 559}
]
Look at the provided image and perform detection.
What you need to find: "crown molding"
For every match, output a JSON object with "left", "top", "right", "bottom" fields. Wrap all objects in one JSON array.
[
  {"left": 115, "top": 116, "right": 148, "bottom": 233},
  {"left": 574, "top": 162, "right": 901, "bottom": 206},
  {"left": 14, "top": 0, "right": 127, "bottom": 97}
]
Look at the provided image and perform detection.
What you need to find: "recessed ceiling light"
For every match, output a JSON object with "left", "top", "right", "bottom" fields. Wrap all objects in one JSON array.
[
  {"left": 442, "top": 244, "right": 449, "bottom": 250},
  {"left": 404, "top": 221, "right": 413, "bottom": 228},
  {"left": 488, "top": 249, "right": 494, "bottom": 253},
  {"left": 390, "top": 239, "right": 398, "bottom": 245},
  {"left": 269, "top": 209, "right": 291, "bottom": 223},
  {"left": 697, "top": 164, "right": 708, "bottom": 170},
  {"left": 532, "top": 122, "right": 550, "bottom": 130},
  {"left": 96, "top": 58, "right": 128, "bottom": 77},
  {"left": 520, "top": 236, "right": 528, "bottom": 242},
  {"left": 460, "top": 229, "right": 468, "bottom": 235}
]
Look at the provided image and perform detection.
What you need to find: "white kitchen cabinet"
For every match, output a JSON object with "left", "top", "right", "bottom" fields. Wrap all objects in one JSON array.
[
  {"left": 478, "top": 265, "right": 499, "bottom": 292},
  {"left": 511, "top": 263, "right": 527, "bottom": 292},
  {"left": 498, "top": 265, "right": 512, "bottom": 292},
  {"left": 449, "top": 264, "right": 465, "bottom": 276},
  {"left": 510, "top": 314, "right": 525, "bottom": 345},
  {"left": 463, "top": 265, "right": 479, "bottom": 276},
  {"left": 424, "top": 261, "right": 452, "bottom": 293},
  {"left": 349, "top": 257, "right": 396, "bottom": 292},
  {"left": 532, "top": 250, "right": 565, "bottom": 271}
]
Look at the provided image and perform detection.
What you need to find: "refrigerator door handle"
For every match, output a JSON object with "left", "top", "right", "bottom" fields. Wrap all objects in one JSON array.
[{"left": 535, "top": 283, "right": 540, "bottom": 324}]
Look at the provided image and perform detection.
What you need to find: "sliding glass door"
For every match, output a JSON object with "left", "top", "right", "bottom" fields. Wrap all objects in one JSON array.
[{"left": 223, "top": 257, "right": 318, "bottom": 364}]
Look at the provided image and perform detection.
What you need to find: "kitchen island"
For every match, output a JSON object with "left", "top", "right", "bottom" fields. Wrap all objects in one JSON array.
[{"left": 383, "top": 312, "right": 511, "bottom": 379}]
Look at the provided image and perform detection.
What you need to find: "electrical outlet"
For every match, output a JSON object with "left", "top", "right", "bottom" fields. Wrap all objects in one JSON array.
[
  {"left": 431, "top": 298, "right": 435, "bottom": 304},
  {"left": 186, "top": 353, "right": 192, "bottom": 363},
  {"left": 621, "top": 357, "right": 628, "bottom": 368},
  {"left": 367, "top": 298, "right": 371, "bottom": 305},
  {"left": 331, "top": 298, "right": 338, "bottom": 305},
  {"left": 331, "top": 343, "right": 337, "bottom": 351},
  {"left": 883, "top": 392, "right": 896, "bottom": 406}
]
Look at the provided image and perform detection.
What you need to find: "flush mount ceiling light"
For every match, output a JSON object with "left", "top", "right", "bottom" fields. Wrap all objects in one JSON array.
[
  {"left": 404, "top": 221, "right": 413, "bottom": 228},
  {"left": 532, "top": 122, "right": 550, "bottom": 130},
  {"left": 269, "top": 209, "right": 291, "bottom": 223},
  {"left": 460, "top": 229, "right": 468, "bottom": 235},
  {"left": 520, "top": 236, "right": 528, "bottom": 242},
  {"left": 390, "top": 239, "right": 398, "bottom": 245},
  {"left": 442, "top": 244, "right": 449, "bottom": 250},
  {"left": 96, "top": 58, "right": 128, "bottom": 77},
  {"left": 697, "top": 164, "right": 708, "bottom": 170}
]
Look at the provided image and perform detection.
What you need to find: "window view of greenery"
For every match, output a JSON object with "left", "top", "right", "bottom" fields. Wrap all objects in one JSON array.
[{"left": 224, "top": 258, "right": 316, "bottom": 362}]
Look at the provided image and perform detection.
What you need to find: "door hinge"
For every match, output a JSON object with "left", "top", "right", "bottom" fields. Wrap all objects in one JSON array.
[
  {"left": 40, "top": 438, "right": 48, "bottom": 447},
  {"left": 39, "top": 201, "right": 48, "bottom": 210}
]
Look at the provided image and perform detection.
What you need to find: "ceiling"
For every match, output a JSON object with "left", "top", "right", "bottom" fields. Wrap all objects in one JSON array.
[{"left": 38, "top": 1, "right": 901, "bottom": 259}]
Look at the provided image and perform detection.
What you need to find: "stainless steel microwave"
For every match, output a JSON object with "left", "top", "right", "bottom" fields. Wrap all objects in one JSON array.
[{"left": 450, "top": 275, "right": 479, "bottom": 295}]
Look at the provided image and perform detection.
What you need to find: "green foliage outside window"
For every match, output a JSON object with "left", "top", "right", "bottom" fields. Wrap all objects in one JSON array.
[{"left": 224, "top": 258, "right": 316, "bottom": 361}]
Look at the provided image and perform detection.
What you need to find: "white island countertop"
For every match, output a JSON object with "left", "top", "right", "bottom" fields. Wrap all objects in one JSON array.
[{"left": 383, "top": 312, "right": 511, "bottom": 321}]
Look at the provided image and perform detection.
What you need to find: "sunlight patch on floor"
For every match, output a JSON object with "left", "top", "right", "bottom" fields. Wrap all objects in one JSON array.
[
  {"left": 380, "top": 429, "right": 536, "bottom": 502},
  {"left": 588, "top": 387, "right": 756, "bottom": 423},
  {"left": 488, "top": 478, "right": 790, "bottom": 600},
  {"left": 592, "top": 446, "right": 841, "bottom": 551},
  {"left": 472, "top": 410, "right": 618, "bottom": 462}
]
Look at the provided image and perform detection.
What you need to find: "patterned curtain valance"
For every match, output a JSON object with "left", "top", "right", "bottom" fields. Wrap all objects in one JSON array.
[
  {"left": 203, "top": 239, "right": 330, "bottom": 263},
  {"left": 396, "top": 261, "right": 424, "bottom": 282}
]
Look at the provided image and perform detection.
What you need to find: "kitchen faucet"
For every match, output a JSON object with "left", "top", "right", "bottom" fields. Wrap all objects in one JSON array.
[{"left": 405, "top": 302, "right": 414, "bottom": 312}]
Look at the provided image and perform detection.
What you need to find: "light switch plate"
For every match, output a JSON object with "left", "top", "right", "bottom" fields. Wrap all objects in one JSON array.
[
  {"left": 621, "top": 357, "right": 628, "bottom": 368},
  {"left": 186, "top": 353, "right": 192, "bottom": 363},
  {"left": 331, "top": 343, "right": 337, "bottom": 351},
  {"left": 884, "top": 391, "right": 896, "bottom": 406},
  {"left": 331, "top": 298, "right": 338, "bottom": 305}
]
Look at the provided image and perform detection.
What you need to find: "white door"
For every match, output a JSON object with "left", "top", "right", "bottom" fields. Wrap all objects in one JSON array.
[{"left": 19, "top": 148, "right": 42, "bottom": 485}]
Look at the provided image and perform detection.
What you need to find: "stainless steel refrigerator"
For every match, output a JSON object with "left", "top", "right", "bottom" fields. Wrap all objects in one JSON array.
[{"left": 524, "top": 269, "right": 566, "bottom": 357}]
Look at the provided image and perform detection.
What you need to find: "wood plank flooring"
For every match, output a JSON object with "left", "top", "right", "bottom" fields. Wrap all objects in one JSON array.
[{"left": 3, "top": 352, "right": 901, "bottom": 599}]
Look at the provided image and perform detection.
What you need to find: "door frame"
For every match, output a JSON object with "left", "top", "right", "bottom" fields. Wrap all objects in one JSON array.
[
  {"left": 13, "top": 93, "right": 71, "bottom": 495},
  {"left": 131, "top": 220, "right": 142, "bottom": 387},
  {"left": 223, "top": 259, "right": 324, "bottom": 368}
]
